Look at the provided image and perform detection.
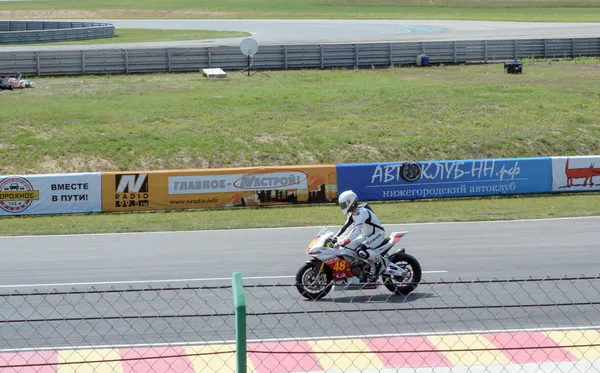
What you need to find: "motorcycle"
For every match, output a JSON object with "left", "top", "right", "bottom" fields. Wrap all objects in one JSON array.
[{"left": 295, "top": 226, "right": 422, "bottom": 300}]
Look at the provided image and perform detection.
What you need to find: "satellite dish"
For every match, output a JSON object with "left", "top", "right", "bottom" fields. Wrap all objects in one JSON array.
[{"left": 240, "top": 38, "right": 259, "bottom": 57}]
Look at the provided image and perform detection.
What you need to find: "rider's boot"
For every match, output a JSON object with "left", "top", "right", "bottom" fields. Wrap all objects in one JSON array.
[
  {"left": 367, "top": 263, "right": 379, "bottom": 283},
  {"left": 366, "top": 250, "right": 387, "bottom": 283}
]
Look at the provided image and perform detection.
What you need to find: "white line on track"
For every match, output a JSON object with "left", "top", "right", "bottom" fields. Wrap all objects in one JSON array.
[
  {"left": 2, "top": 324, "right": 598, "bottom": 353},
  {"left": 1, "top": 215, "right": 598, "bottom": 239},
  {"left": 0, "top": 271, "right": 448, "bottom": 288}
]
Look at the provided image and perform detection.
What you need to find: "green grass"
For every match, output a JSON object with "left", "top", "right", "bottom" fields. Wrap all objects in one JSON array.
[
  {"left": 1, "top": 193, "right": 598, "bottom": 236},
  {"left": 1, "top": 0, "right": 599, "bottom": 22},
  {"left": 3, "top": 29, "right": 251, "bottom": 47},
  {"left": 1, "top": 58, "right": 599, "bottom": 175}
]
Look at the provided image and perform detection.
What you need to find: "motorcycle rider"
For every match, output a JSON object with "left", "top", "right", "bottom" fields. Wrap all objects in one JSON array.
[{"left": 332, "top": 190, "right": 389, "bottom": 283}]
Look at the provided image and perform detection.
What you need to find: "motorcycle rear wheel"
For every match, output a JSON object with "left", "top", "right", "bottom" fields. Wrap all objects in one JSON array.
[
  {"left": 383, "top": 252, "right": 422, "bottom": 296},
  {"left": 295, "top": 261, "right": 334, "bottom": 300}
]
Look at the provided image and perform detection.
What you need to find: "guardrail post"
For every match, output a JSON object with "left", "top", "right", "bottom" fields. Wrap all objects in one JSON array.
[
  {"left": 421, "top": 42, "right": 425, "bottom": 54},
  {"left": 81, "top": 51, "right": 86, "bottom": 75},
  {"left": 123, "top": 49, "right": 129, "bottom": 74},
  {"left": 543, "top": 39, "right": 547, "bottom": 58},
  {"left": 232, "top": 272, "right": 247, "bottom": 373},
  {"left": 36, "top": 51, "right": 40, "bottom": 77},
  {"left": 388, "top": 43, "right": 393, "bottom": 67},
  {"left": 167, "top": 48, "right": 171, "bottom": 73},
  {"left": 320, "top": 45, "right": 324, "bottom": 69},
  {"left": 571, "top": 38, "right": 575, "bottom": 58},
  {"left": 513, "top": 40, "right": 518, "bottom": 60},
  {"left": 207, "top": 47, "right": 212, "bottom": 68},
  {"left": 453, "top": 41, "right": 457, "bottom": 63},
  {"left": 484, "top": 41, "right": 488, "bottom": 63},
  {"left": 354, "top": 44, "right": 358, "bottom": 68},
  {"left": 283, "top": 45, "right": 288, "bottom": 69}
]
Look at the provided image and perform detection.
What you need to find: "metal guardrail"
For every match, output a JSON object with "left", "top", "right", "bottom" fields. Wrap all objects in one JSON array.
[
  {"left": 0, "top": 37, "right": 598, "bottom": 77},
  {"left": 0, "top": 275, "right": 599, "bottom": 372},
  {"left": 0, "top": 21, "right": 115, "bottom": 45}
]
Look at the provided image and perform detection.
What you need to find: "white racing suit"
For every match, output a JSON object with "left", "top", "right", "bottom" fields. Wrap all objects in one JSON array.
[{"left": 334, "top": 204, "right": 388, "bottom": 281}]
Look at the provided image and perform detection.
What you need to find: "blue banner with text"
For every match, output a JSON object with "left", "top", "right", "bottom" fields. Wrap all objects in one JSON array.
[{"left": 336, "top": 157, "right": 553, "bottom": 201}]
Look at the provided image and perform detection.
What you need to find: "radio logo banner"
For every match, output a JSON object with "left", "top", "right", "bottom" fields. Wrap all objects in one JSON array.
[
  {"left": 168, "top": 171, "right": 308, "bottom": 195},
  {"left": 114, "top": 174, "right": 149, "bottom": 208},
  {"left": 0, "top": 173, "right": 101, "bottom": 216},
  {"left": 0, "top": 177, "right": 40, "bottom": 213},
  {"left": 101, "top": 166, "right": 337, "bottom": 212}
]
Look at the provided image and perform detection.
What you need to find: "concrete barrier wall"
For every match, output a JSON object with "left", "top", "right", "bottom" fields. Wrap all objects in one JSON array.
[
  {"left": 1, "top": 156, "right": 598, "bottom": 216},
  {"left": 1, "top": 37, "right": 599, "bottom": 76}
]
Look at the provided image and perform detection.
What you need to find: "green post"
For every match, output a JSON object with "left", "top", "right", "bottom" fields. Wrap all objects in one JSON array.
[{"left": 232, "top": 272, "right": 247, "bottom": 373}]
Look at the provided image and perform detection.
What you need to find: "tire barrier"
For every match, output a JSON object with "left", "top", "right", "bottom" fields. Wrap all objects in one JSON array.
[{"left": 0, "top": 21, "right": 115, "bottom": 45}]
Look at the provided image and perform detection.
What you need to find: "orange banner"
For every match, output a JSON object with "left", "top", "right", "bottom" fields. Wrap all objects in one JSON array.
[{"left": 101, "top": 165, "right": 337, "bottom": 212}]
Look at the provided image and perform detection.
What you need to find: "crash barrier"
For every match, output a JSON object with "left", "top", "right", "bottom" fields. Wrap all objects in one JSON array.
[
  {"left": 337, "top": 156, "right": 550, "bottom": 202},
  {"left": 0, "top": 37, "right": 599, "bottom": 76},
  {"left": 0, "top": 21, "right": 115, "bottom": 45},
  {"left": 337, "top": 155, "right": 600, "bottom": 202},
  {"left": 0, "top": 155, "right": 598, "bottom": 216},
  {"left": 1, "top": 274, "right": 600, "bottom": 372},
  {"left": 0, "top": 165, "right": 336, "bottom": 216},
  {"left": 0, "top": 172, "right": 101, "bottom": 216},
  {"left": 101, "top": 165, "right": 337, "bottom": 212}
]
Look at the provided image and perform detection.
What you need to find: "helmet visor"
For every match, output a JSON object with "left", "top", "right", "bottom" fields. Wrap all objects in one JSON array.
[{"left": 339, "top": 200, "right": 350, "bottom": 211}]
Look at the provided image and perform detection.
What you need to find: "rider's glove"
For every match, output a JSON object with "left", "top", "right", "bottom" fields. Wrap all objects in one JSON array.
[{"left": 334, "top": 237, "right": 350, "bottom": 249}]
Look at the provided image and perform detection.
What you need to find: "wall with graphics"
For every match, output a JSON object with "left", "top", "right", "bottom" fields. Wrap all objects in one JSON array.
[
  {"left": 0, "top": 173, "right": 101, "bottom": 216},
  {"left": 335, "top": 157, "right": 554, "bottom": 201},
  {"left": 0, "top": 155, "right": 598, "bottom": 217},
  {"left": 552, "top": 156, "right": 600, "bottom": 193},
  {"left": 101, "top": 165, "right": 337, "bottom": 212}
]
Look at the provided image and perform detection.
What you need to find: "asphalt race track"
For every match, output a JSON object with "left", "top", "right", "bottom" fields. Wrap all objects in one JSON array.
[
  {"left": 2, "top": 19, "right": 600, "bottom": 51},
  {"left": 2, "top": 217, "right": 600, "bottom": 286},
  {"left": 1, "top": 217, "right": 599, "bottom": 350}
]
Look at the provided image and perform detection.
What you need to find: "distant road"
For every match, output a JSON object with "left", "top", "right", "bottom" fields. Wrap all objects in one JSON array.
[{"left": 2, "top": 19, "right": 599, "bottom": 51}]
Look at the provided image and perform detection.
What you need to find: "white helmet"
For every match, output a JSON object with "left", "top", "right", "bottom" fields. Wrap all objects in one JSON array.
[{"left": 338, "top": 190, "right": 358, "bottom": 215}]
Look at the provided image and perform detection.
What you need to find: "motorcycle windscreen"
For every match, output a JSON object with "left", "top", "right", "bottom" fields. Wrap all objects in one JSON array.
[{"left": 308, "top": 226, "right": 328, "bottom": 250}]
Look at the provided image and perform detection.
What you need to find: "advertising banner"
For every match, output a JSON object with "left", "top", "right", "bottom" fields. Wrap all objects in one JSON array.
[
  {"left": 101, "top": 165, "right": 337, "bottom": 212},
  {"left": 336, "top": 157, "right": 552, "bottom": 201},
  {"left": 552, "top": 156, "right": 600, "bottom": 192},
  {"left": 0, "top": 173, "right": 102, "bottom": 216}
]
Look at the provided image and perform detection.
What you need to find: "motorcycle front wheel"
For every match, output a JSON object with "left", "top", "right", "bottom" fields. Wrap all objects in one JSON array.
[
  {"left": 295, "top": 261, "right": 334, "bottom": 300},
  {"left": 383, "top": 252, "right": 422, "bottom": 296}
]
